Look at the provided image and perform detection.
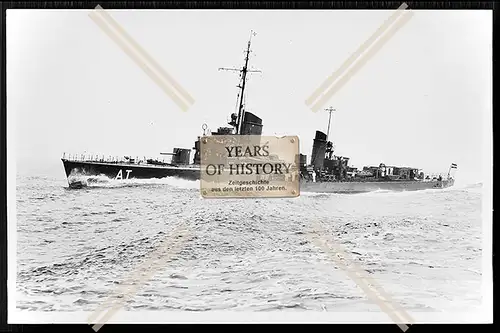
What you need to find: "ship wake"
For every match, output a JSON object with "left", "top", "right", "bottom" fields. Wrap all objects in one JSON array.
[{"left": 67, "top": 173, "right": 199, "bottom": 190}]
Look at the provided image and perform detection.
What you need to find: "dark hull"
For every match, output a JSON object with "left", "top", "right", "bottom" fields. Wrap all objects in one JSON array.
[
  {"left": 62, "top": 159, "right": 454, "bottom": 193},
  {"left": 300, "top": 178, "right": 454, "bottom": 194},
  {"left": 62, "top": 159, "right": 199, "bottom": 187}
]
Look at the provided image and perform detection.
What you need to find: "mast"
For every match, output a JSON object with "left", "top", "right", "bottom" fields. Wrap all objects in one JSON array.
[
  {"left": 219, "top": 30, "right": 260, "bottom": 134},
  {"left": 325, "top": 106, "right": 336, "bottom": 142},
  {"left": 236, "top": 32, "right": 253, "bottom": 134}
]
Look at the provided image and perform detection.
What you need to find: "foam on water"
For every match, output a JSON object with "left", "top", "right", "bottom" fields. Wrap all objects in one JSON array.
[
  {"left": 97, "top": 176, "right": 200, "bottom": 190},
  {"left": 14, "top": 176, "right": 484, "bottom": 313},
  {"left": 67, "top": 174, "right": 201, "bottom": 190}
]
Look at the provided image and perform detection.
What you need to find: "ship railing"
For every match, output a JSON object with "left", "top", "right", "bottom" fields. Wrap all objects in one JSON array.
[
  {"left": 423, "top": 173, "right": 449, "bottom": 181},
  {"left": 62, "top": 152, "right": 144, "bottom": 164}
]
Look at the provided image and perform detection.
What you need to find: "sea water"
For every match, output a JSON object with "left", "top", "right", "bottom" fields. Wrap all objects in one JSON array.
[{"left": 14, "top": 175, "right": 483, "bottom": 313}]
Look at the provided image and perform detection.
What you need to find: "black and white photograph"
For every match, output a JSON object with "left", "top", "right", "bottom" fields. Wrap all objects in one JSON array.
[{"left": 6, "top": 4, "right": 493, "bottom": 326}]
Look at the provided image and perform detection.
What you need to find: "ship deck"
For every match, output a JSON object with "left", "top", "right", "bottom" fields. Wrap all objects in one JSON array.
[{"left": 61, "top": 156, "right": 200, "bottom": 171}]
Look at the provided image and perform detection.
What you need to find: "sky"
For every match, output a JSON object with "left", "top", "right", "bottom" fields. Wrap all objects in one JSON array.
[{"left": 7, "top": 9, "right": 492, "bottom": 184}]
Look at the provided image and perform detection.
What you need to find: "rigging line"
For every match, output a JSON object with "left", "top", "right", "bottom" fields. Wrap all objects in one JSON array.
[
  {"left": 233, "top": 72, "right": 244, "bottom": 125},
  {"left": 234, "top": 89, "right": 241, "bottom": 119}
]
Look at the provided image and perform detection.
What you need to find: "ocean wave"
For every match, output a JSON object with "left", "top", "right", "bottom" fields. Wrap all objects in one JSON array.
[
  {"left": 14, "top": 175, "right": 484, "bottom": 313},
  {"left": 65, "top": 175, "right": 200, "bottom": 190}
]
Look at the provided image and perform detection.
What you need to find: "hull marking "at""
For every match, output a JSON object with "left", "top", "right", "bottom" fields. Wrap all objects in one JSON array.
[{"left": 115, "top": 169, "right": 132, "bottom": 180}]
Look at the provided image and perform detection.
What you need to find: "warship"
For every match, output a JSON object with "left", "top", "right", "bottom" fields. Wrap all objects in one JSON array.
[{"left": 61, "top": 33, "right": 456, "bottom": 193}]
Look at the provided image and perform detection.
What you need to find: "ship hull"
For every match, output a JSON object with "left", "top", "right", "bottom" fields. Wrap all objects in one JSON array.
[
  {"left": 62, "top": 159, "right": 454, "bottom": 193},
  {"left": 300, "top": 179, "right": 454, "bottom": 194},
  {"left": 62, "top": 159, "right": 199, "bottom": 188}
]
